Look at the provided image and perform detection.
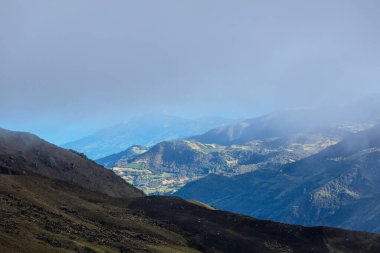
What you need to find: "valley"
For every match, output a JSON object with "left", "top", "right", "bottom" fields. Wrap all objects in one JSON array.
[
  {"left": 102, "top": 137, "right": 339, "bottom": 195},
  {"left": 97, "top": 109, "right": 374, "bottom": 195}
]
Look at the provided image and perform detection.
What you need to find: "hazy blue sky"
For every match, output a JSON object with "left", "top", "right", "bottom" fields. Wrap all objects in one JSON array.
[{"left": 1, "top": 0, "right": 380, "bottom": 143}]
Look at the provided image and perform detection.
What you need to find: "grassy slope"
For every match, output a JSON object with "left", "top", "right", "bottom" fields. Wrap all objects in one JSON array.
[
  {"left": 0, "top": 174, "right": 196, "bottom": 253},
  {"left": 2, "top": 174, "right": 380, "bottom": 252}
]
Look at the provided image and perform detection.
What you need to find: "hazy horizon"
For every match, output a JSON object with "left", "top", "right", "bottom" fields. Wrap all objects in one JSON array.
[{"left": 1, "top": 0, "right": 380, "bottom": 143}]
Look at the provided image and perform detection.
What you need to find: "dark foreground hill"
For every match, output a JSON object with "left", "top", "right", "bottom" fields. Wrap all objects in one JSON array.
[
  {"left": 1, "top": 128, "right": 380, "bottom": 252},
  {"left": 0, "top": 128, "right": 143, "bottom": 198},
  {"left": 2, "top": 175, "right": 380, "bottom": 253}
]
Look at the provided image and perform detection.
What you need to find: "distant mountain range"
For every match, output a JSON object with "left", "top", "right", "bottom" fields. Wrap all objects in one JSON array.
[
  {"left": 62, "top": 114, "right": 235, "bottom": 159},
  {"left": 91, "top": 100, "right": 380, "bottom": 233},
  {"left": 175, "top": 125, "right": 380, "bottom": 233},
  {"left": 102, "top": 134, "right": 343, "bottom": 195},
  {"left": 97, "top": 106, "right": 376, "bottom": 195},
  {"left": 3, "top": 128, "right": 377, "bottom": 252},
  {"left": 191, "top": 104, "right": 380, "bottom": 145}
]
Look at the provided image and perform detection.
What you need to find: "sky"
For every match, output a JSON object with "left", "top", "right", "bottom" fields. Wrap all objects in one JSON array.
[{"left": 1, "top": 0, "right": 380, "bottom": 144}]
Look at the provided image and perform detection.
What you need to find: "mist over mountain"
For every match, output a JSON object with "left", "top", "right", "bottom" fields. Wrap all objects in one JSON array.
[
  {"left": 2, "top": 1, "right": 380, "bottom": 138},
  {"left": 192, "top": 100, "right": 380, "bottom": 146},
  {"left": 63, "top": 114, "right": 235, "bottom": 159}
]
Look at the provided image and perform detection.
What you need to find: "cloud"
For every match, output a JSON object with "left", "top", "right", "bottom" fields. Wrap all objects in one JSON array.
[{"left": 1, "top": 0, "right": 380, "bottom": 142}]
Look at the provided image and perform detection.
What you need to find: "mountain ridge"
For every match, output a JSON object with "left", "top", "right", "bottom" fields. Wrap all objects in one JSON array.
[
  {"left": 63, "top": 114, "right": 235, "bottom": 159},
  {"left": 175, "top": 125, "right": 380, "bottom": 233}
]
